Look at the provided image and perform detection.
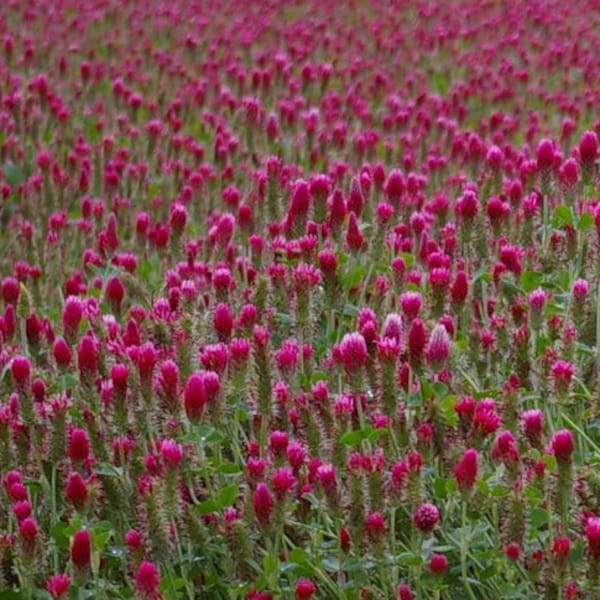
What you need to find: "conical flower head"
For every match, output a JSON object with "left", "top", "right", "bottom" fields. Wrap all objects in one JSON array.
[
  {"left": 425, "top": 323, "right": 450, "bottom": 370},
  {"left": 183, "top": 372, "right": 207, "bottom": 422},
  {"left": 252, "top": 482, "right": 274, "bottom": 526},
  {"left": 454, "top": 448, "right": 478, "bottom": 491},
  {"left": 338, "top": 332, "right": 368, "bottom": 373}
]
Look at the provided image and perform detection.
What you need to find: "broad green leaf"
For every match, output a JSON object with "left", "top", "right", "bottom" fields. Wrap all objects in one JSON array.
[
  {"left": 552, "top": 204, "right": 574, "bottom": 227},
  {"left": 217, "top": 484, "right": 239, "bottom": 508},
  {"left": 2, "top": 163, "right": 25, "bottom": 187}
]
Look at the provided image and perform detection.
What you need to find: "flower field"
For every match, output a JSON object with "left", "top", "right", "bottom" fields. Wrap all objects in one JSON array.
[{"left": 2, "top": 0, "right": 600, "bottom": 598}]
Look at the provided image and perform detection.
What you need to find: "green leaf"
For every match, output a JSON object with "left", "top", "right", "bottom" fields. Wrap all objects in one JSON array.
[
  {"left": 342, "top": 265, "right": 367, "bottom": 290},
  {"left": 188, "top": 424, "right": 224, "bottom": 444},
  {"left": 439, "top": 394, "right": 458, "bottom": 427},
  {"left": 50, "top": 522, "right": 71, "bottom": 551},
  {"left": 289, "top": 547, "right": 310, "bottom": 564},
  {"left": 2, "top": 163, "right": 25, "bottom": 187},
  {"left": 446, "top": 479, "right": 457, "bottom": 494},
  {"left": 396, "top": 552, "right": 423, "bottom": 567},
  {"left": 490, "top": 485, "right": 510, "bottom": 498},
  {"left": 322, "top": 557, "right": 341, "bottom": 572},
  {"left": 339, "top": 426, "right": 386, "bottom": 445},
  {"left": 58, "top": 373, "right": 79, "bottom": 390},
  {"left": 275, "top": 312, "right": 293, "bottom": 326},
  {"left": 216, "top": 462, "right": 242, "bottom": 474},
  {"left": 341, "top": 557, "right": 366, "bottom": 572},
  {"left": 0, "top": 591, "right": 27, "bottom": 600},
  {"left": 339, "top": 429, "right": 365, "bottom": 445},
  {"left": 472, "top": 266, "right": 491, "bottom": 284},
  {"left": 476, "top": 479, "right": 490, "bottom": 496},
  {"left": 234, "top": 406, "right": 251, "bottom": 422},
  {"left": 262, "top": 552, "right": 279, "bottom": 576},
  {"left": 478, "top": 564, "right": 498, "bottom": 581},
  {"left": 578, "top": 212, "right": 594, "bottom": 231},
  {"left": 432, "top": 477, "right": 449, "bottom": 499},
  {"left": 196, "top": 499, "right": 219, "bottom": 515},
  {"left": 433, "top": 382, "right": 448, "bottom": 398},
  {"left": 520, "top": 270, "right": 542, "bottom": 292},
  {"left": 366, "top": 427, "right": 388, "bottom": 441},
  {"left": 95, "top": 463, "right": 123, "bottom": 478},
  {"left": 543, "top": 454, "right": 557, "bottom": 471},
  {"left": 217, "top": 484, "right": 239, "bottom": 508},
  {"left": 91, "top": 527, "right": 112, "bottom": 552},
  {"left": 420, "top": 380, "right": 434, "bottom": 400},
  {"left": 341, "top": 303, "right": 359, "bottom": 317},
  {"left": 552, "top": 204, "right": 574, "bottom": 227},
  {"left": 430, "top": 70, "right": 449, "bottom": 95},
  {"left": 24, "top": 478, "right": 43, "bottom": 493},
  {"left": 529, "top": 507, "right": 549, "bottom": 529},
  {"left": 159, "top": 576, "right": 187, "bottom": 593},
  {"left": 399, "top": 252, "right": 415, "bottom": 268}
]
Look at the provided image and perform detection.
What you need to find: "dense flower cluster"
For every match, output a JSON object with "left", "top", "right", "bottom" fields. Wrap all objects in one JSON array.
[{"left": 0, "top": 0, "right": 600, "bottom": 597}]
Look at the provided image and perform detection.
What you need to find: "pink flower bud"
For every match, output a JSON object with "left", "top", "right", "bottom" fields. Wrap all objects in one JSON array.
[
  {"left": 213, "top": 303, "right": 233, "bottom": 341},
  {"left": 62, "top": 297, "right": 83, "bottom": 339},
  {"left": 572, "top": 278, "right": 589, "bottom": 299},
  {"left": 347, "top": 176, "right": 364, "bottom": 216},
  {"left": 551, "top": 536, "right": 571, "bottom": 563},
  {"left": 384, "top": 169, "right": 405, "bottom": 205},
  {"left": 1, "top": 277, "right": 19, "bottom": 305},
  {"left": 491, "top": 430, "right": 520, "bottom": 464},
  {"left": 184, "top": 372, "right": 207, "bottom": 422},
  {"left": 135, "top": 561, "right": 161, "bottom": 599},
  {"left": 521, "top": 409, "right": 543, "bottom": 447},
  {"left": 528, "top": 288, "right": 547, "bottom": 312},
  {"left": 52, "top": 337, "right": 72, "bottom": 367},
  {"left": 125, "top": 529, "right": 143, "bottom": 551},
  {"left": 65, "top": 472, "right": 88, "bottom": 509},
  {"left": 11, "top": 355, "right": 30, "bottom": 386},
  {"left": 46, "top": 573, "right": 71, "bottom": 600},
  {"left": 105, "top": 276, "right": 125, "bottom": 314},
  {"left": 429, "top": 553, "right": 448, "bottom": 574},
  {"left": 111, "top": 363, "right": 129, "bottom": 391},
  {"left": 286, "top": 441, "right": 307, "bottom": 470},
  {"left": 70, "top": 529, "right": 91, "bottom": 569},
  {"left": 19, "top": 517, "right": 39, "bottom": 551},
  {"left": 346, "top": 212, "right": 364, "bottom": 252},
  {"left": 407, "top": 318, "right": 427, "bottom": 364},
  {"left": 579, "top": 130, "right": 599, "bottom": 165},
  {"left": 536, "top": 138, "right": 556, "bottom": 171},
  {"left": 269, "top": 430, "right": 288, "bottom": 456},
  {"left": 504, "top": 542, "right": 521, "bottom": 561},
  {"left": 271, "top": 467, "right": 296, "bottom": 499},
  {"left": 289, "top": 179, "right": 311, "bottom": 216},
  {"left": 136, "top": 342, "right": 157, "bottom": 381},
  {"left": 12, "top": 500, "right": 32, "bottom": 521},
  {"left": 397, "top": 583, "right": 415, "bottom": 600},
  {"left": 551, "top": 429, "right": 574, "bottom": 465},
  {"left": 451, "top": 271, "right": 469, "bottom": 305},
  {"left": 68, "top": 428, "right": 90, "bottom": 463},
  {"left": 425, "top": 324, "right": 450, "bottom": 370},
  {"left": 160, "top": 438, "right": 184, "bottom": 468},
  {"left": 586, "top": 517, "right": 600, "bottom": 559},
  {"left": 77, "top": 335, "right": 98, "bottom": 380},
  {"left": 295, "top": 578, "right": 317, "bottom": 599},
  {"left": 170, "top": 203, "right": 187, "bottom": 232},
  {"left": 454, "top": 448, "right": 478, "bottom": 491},
  {"left": 338, "top": 332, "right": 368, "bottom": 372},
  {"left": 252, "top": 482, "right": 274, "bottom": 526},
  {"left": 365, "top": 511, "right": 386, "bottom": 540},
  {"left": 413, "top": 503, "right": 440, "bottom": 532},
  {"left": 551, "top": 360, "right": 575, "bottom": 395}
]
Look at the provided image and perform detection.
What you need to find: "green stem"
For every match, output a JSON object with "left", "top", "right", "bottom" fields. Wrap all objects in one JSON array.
[{"left": 461, "top": 501, "right": 478, "bottom": 600}]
